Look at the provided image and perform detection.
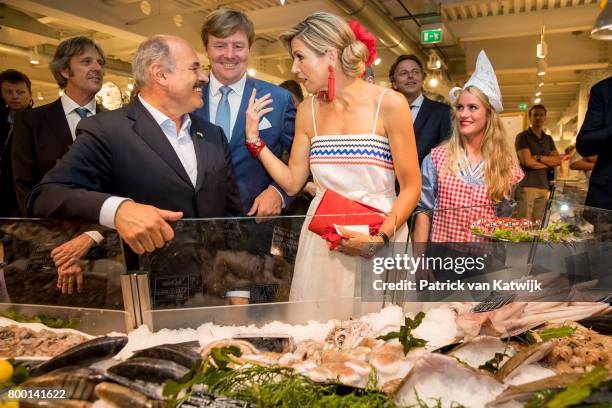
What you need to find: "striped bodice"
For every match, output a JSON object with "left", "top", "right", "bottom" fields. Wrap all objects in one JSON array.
[{"left": 309, "top": 134, "right": 397, "bottom": 211}]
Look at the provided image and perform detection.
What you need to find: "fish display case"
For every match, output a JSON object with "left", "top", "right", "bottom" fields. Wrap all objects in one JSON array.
[
  {"left": 0, "top": 217, "right": 131, "bottom": 335},
  {"left": 400, "top": 200, "right": 612, "bottom": 305},
  {"left": 132, "top": 213, "right": 406, "bottom": 330},
  {"left": 550, "top": 178, "right": 589, "bottom": 208},
  {"left": 0, "top": 212, "right": 407, "bottom": 334},
  {"left": 1, "top": 201, "right": 610, "bottom": 333},
  {"left": 0, "top": 204, "right": 611, "bottom": 407}
]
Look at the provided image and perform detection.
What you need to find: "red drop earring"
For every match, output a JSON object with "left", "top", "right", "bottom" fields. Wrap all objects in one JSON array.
[
  {"left": 326, "top": 64, "right": 335, "bottom": 101},
  {"left": 318, "top": 65, "right": 335, "bottom": 102}
]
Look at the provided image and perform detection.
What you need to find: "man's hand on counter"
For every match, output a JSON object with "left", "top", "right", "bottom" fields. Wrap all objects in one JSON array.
[
  {"left": 51, "top": 233, "right": 94, "bottom": 270},
  {"left": 114, "top": 201, "right": 183, "bottom": 254},
  {"left": 56, "top": 263, "right": 83, "bottom": 294},
  {"left": 52, "top": 233, "right": 95, "bottom": 295}
]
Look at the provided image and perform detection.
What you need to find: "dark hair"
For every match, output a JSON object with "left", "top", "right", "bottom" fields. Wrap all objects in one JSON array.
[
  {"left": 388, "top": 54, "right": 425, "bottom": 84},
  {"left": 279, "top": 79, "right": 304, "bottom": 103},
  {"left": 201, "top": 8, "right": 255, "bottom": 48},
  {"left": 528, "top": 104, "right": 547, "bottom": 117},
  {"left": 0, "top": 69, "right": 32, "bottom": 93},
  {"left": 49, "top": 36, "right": 105, "bottom": 89}
]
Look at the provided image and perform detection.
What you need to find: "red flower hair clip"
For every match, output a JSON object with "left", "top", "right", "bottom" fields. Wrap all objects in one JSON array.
[{"left": 349, "top": 20, "right": 377, "bottom": 67}]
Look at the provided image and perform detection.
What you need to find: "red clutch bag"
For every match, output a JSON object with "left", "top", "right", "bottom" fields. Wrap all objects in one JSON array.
[{"left": 308, "top": 189, "right": 386, "bottom": 236}]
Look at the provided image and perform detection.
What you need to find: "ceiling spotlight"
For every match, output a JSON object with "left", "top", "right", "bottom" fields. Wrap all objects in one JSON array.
[
  {"left": 58, "top": 90, "right": 64, "bottom": 96},
  {"left": 173, "top": 14, "right": 183, "bottom": 28},
  {"left": 29, "top": 47, "right": 40, "bottom": 65},
  {"left": 536, "top": 41, "right": 547, "bottom": 59},
  {"left": 37, "top": 92, "right": 43, "bottom": 100},
  {"left": 140, "top": 0, "right": 151, "bottom": 16},
  {"left": 534, "top": 97, "right": 542, "bottom": 104},
  {"left": 247, "top": 68, "right": 256, "bottom": 76},
  {"left": 278, "top": 0, "right": 286, "bottom": 4},
  {"left": 127, "top": 82, "right": 134, "bottom": 91},
  {"left": 537, "top": 59, "right": 547, "bottom": 76},
  {"left": 428, "top": 76, "right": 439, "bottom": 87},
  {"left": 538, "top": 82, "right": 544, "bottom": 87},
  {"left": 591, "top": 4, "right": 612, "bottom": 40},
  {"left": 535, "top": 91, "right": 542, "bottom": 96},
  {"left": 374, "top": 58, "right": 381, "bottom": 66},
  {"left": 427, "top": 52, "right": 442, "bottom": 70},
  {"left": 537, "top": 26, "right": 547, "bottom": 58}
]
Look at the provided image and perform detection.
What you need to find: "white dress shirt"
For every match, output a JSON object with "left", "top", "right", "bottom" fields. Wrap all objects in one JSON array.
[
  {"left": 207, "top": 71, "right": 285, "bottom": 207},
  {"left": 58, "top": 93, "right": 103, "bottom": 243},
  {"left": 98, "top": 95, "right": 198, "bottom": 229},
  {"left": 410, "top": 93, "right": 424, "bottom": 124},
  {"left": 60, "top": 93, "right": 97, "bottom": 140},
  {"left": 208, "top": 72, "right": 247, "bottom": 138}
]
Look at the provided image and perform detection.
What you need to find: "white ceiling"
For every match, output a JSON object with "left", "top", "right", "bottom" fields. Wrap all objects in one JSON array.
[{"left": 1, "top": 0, "right": 610, "bottom": 132}]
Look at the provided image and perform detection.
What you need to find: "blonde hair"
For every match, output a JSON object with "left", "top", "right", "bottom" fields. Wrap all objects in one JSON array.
[
  {"left": 279, "top": 12, "right": 368, "bottom": 77},
  {"left": 445, "top": 86, "right": 516, "bottom": 202}
]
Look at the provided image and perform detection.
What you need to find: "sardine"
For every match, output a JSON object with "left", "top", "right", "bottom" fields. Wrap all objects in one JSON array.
[
  {"left": 101, "top": 369, "right": 163, "bottom": 400},
  {"left": 231, "top": 334, "right": 294, "bottom": 353},
  {"left": 108, "top": 357, "right": 189, "bottom": 383},
  {"left": 495, "top": 341, "right": 555, "bottom": 381},
  {"left": 21, "top": 368, "right": 102, "bottom": 401},
  {"left": 491, "top": 372, "right": 586, "bottom": 403},
  {"left": 31, "top": 336, "right": 128, "bottom": 376},
  {"left": 177, "top": 391, "right": 255, "bottom": 408},
  {"left": 95, "top": 382, "right": 167, "bottom": 408},
  {"left": 130, "top": 344, "right": 202, "bottom": 369}
]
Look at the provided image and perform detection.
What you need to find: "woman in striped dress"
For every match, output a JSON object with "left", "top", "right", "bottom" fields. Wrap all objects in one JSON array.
[{"left": 244, "top": 12, "right": 421, "bottom": 301}]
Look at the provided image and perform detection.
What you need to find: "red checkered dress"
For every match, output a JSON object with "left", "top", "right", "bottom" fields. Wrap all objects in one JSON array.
[{"left": 429, "top": 146, "right": 524, "bottom": 242}]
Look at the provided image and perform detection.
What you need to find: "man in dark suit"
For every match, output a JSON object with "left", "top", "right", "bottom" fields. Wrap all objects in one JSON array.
[
  {"left": 12, "top": 37, "right": 106, "bottom": 214},
  {"left": 27, "top": 35, "right": 242, "bottom": 256},
  {"left": 389, "top": 55, "right": 450, "bottom": 164},
  {"left": 0, "top": 69, "right": 32, "bottom": 216},
  {"left": 193, "top": 8, "right": 296, "bottom": 216},
  {"left": 576, "top": 76, "right": 612, "bottom": 210},
  {"left": 11, "top": 37, "right": 108, "bottom": 294}
]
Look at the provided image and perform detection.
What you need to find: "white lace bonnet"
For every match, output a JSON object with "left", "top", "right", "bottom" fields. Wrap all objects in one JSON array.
[{"left": 449, "top": 50, "right": 503, "bottom": 112}]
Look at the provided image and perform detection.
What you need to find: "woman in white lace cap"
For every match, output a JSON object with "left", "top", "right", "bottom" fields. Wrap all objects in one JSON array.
[{"left": 414, "top": 50, "right": 524, "bottom": 243}]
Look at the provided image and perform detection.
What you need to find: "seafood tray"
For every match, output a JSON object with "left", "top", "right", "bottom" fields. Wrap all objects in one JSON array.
[{"left": 470, "top": 218, "right": 586, "bottom": 243}]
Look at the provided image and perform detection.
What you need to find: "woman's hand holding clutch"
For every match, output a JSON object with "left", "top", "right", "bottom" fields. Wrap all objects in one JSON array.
[{"left": 335, "top": 226, "right": 385, "bottom": 258}]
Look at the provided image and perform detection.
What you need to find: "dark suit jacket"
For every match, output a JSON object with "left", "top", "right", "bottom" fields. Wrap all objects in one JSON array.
[
  {"left": 576, "top": 76, "right": 612, "bottom": 210},
  {"left": 413, "top": 96, "right": 451, "bottom": 164},
  {"left": 193, "top": 77, "right": 296, "bottom": 214},
  {"left": 11, "top": 98, "right": 73, "bottom": 215},
  {"left": 27, "top": 99, "right": 242, "bottom": 221},
  {"left": 0, "top": 111, "right": 19, "bottom": 216}
]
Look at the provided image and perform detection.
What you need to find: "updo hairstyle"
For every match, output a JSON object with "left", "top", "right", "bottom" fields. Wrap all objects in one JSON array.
[{"left": 279, "top": 11, "right": 368, "bottom": 77}]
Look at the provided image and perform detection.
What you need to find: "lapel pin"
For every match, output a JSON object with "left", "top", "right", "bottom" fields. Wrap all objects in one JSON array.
[{"left": 196, "top": 131, "right": 204, "bottom": 139}]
